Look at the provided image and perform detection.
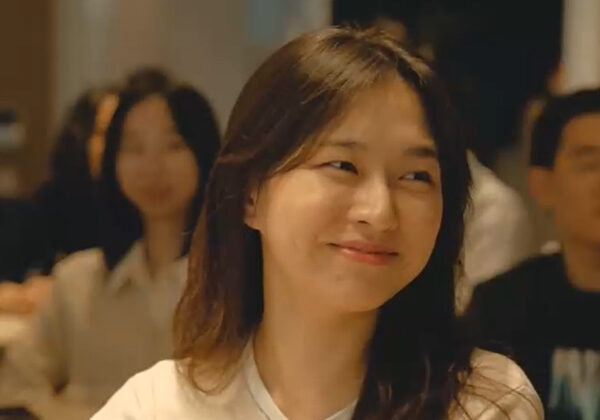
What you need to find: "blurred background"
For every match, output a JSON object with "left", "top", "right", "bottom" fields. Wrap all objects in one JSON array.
[
  {"left": 1, "top": 0, "right": 598, "bottom": 196},
  {"left": 0, "top": 0, "right": 599, "bottom": 276},
  {"left": 0, "top": 0, "right": 327, "bottom": 197},
  {"left": 1, "top": 0, "right": 597, "bottom": 253}
]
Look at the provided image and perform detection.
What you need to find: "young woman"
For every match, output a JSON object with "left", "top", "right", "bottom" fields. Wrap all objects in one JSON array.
[
  {"left": 0, "top": 81, "right": 220, "bottom": 418},
  {"left": 93, "top": 28, "right": 542, "bottom": 420}
]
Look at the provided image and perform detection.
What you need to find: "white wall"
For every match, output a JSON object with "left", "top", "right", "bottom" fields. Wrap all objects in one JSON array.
[
  {"left": 54, "top": 0, "right": 330, "bottom": 129},
  {"left": 561, "top": 0, "right": 600, "bottom": 92},
  {"left": 55, "top": 0, "right": 247, "bottom": 128}
]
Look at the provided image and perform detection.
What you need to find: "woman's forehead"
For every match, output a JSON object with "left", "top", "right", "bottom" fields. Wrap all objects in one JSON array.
[{"left": 318, "top": 81, "right": 433, "bottom": 144}]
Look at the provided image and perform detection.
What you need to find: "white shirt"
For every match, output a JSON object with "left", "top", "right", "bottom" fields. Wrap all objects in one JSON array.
[
  {"left": 458, "top": 154, "right": 534, "bottom": 311},
  {"left": 91, "top": 346, "right": 543, "bottom": 420},
  {"left": 0, "top": 242, "right": 187, "bottom": 420}
]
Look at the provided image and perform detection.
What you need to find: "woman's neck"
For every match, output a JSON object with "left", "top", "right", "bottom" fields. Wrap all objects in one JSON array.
[
  {"left": 562, "top": 239, "right": 600, "bottom": 292},
  {"left": 143, "top": 215, "right": 186, "bottom": 276},
  {"left": 254, "top": 285, "right": 377, "bottom": 420}
]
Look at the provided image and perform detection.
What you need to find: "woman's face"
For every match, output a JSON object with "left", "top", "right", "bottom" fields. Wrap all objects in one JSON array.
[
  {"left": 245, "top": 78, "right": 443, "bottom": 314},
  {"left": 117, "top": 95, "right": 199, "bottom": 221}
]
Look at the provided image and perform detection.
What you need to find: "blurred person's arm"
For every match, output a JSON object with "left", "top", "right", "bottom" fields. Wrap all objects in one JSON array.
[
  {"left": 457, "top": 158, "right": 535, "bottom": 313},
  {"left": 464, "top": 194, "right": 533, "bottom": 285},
  {"left": 23, "top": 276, "right": 53, "bottom": 311},
  {"left": 463, "top": 154, "right": 535, "bottom": 287},
  {"left": 0, "top": 276, "right": 53, "bottom": 315},
  {"left": 0, "top": 273, "right": 67, "bottom": 408},
  {"left": 457, "top": 198, "right": 533, "bottom": 313},
  {"left": 0, "top": 282, "right": 36, "bottom": 314}
]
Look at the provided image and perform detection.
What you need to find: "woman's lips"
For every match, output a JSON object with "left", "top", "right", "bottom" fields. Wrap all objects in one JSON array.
[{"left": 329, "top": 241, "right": 398, "bottom": 266}]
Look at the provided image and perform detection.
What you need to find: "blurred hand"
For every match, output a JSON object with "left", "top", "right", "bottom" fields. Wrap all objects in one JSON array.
[
  {"left": 0, "top": 282, "right": 34, "bottom": 314},
  {"left": 0, "top": 276, "right": 53, "bottom": 315},
  {"left": 23, "top": 276, "right": 53, "bottom": 308}
]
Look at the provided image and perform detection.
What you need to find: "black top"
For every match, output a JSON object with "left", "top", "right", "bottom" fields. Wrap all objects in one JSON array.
[
  {"left": 466, "top": 253, "right": 600, "bottom": 419},
  {"left": 0, "top": 182, "right": 100, "bottom": 282}
]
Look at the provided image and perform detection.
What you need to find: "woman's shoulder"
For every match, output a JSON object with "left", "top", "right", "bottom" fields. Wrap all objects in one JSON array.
[
  {"left": 49, "top": 248, "right": 106, "bottom": 294},
  {"left": 452, "top": 349, "right": 544, "bottom": 419},
  {"left": 469, "top": 348, "right": 532, "bottom": 387},
  {"left": 91, "top": 360, "right": 182, "bottom": 420},
  {"left": 126, "top": 359, "right": 181, "bottom": 398},
  {"left": 52, "top": 248, "right": 105, "bottom": 277},
  {"left": 91, "top": 359, "right": 246, "bottom": 420}
]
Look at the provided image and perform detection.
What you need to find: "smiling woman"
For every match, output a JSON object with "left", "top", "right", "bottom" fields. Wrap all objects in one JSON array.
[
  {"left": 93, "top": 27, "right": 542, "bottom": 420},
  {"left": 242, "top": 78, "right": 444, "bottom": 315}
]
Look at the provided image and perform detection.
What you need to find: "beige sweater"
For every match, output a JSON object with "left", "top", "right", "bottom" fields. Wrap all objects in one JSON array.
[{"left": 0, "top": 243, "right": 187, "bottom": 420}]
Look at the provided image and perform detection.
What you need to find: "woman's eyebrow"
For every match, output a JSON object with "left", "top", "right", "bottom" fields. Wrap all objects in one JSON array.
[
  {"left": 323, "top": 139, "right": 437, "bottom": 159},
  {"left": 322, "top": 139, "right": 366, "bottom": 150},
  {"left": 402, "top": 145, "right": 438, "bottom": 160}
]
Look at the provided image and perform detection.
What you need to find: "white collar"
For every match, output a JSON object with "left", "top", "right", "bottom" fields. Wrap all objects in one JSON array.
[
  {"left": 106, "top": 241, "right": 188, "bottom": 294},
  {"left": 243, "top": 341, "right": 357, "bottom": 420}
]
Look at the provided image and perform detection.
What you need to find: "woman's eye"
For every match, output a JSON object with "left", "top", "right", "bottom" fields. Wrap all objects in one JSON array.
[
  {"left": 402, "top": 171, "right": 433, "bottom": 184},
  {"left": 327, "top": 161, "right": 358, "bottom": 174}
]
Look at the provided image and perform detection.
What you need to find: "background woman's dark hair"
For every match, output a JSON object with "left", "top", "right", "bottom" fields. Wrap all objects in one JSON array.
[
  {"left": 175, "top": 28, "right": 473, "bottom": 419},
  {"left": 50, "top": 87, "right": 115, "bottom": 197},
  {"left": 124, "top": 66, "right": 171, "bottom": 94},
  {"left": 99, "top": 75, "right": 220, "bottom": 270},
  {"left": 0, "top": 88, "right": 115, "bottom": 281}
]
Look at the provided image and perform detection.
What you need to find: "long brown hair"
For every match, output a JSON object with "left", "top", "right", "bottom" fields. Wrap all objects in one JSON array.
[{"left": 175, "top": 27, "right": 472, "bottom": 419}]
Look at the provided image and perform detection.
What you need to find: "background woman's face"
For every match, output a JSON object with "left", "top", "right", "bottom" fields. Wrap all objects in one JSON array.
[
  {"left": 116, "top": 95, "right": 199, "bottom": 221},
  {"left": 245, "top": 78, "right": 443, "bottom": 314}
]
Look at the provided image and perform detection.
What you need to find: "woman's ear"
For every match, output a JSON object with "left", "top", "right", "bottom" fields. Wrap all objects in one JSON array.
[{"left": 243, "top": 185, "right": 260, "bottom": 230}]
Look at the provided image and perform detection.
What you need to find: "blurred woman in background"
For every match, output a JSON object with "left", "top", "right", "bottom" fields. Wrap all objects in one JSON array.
[
  {"left": 0, "top": 79, "right": 220, "bottom": 419},
  {"left": 0, "top": 68, "right": 172, "bottom": 315}
]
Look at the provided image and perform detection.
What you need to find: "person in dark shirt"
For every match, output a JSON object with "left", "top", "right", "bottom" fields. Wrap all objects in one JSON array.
[
  {"left": 0, "top": 88, "right": 118, "bottom": 284},
  {"left": 466, "top": 88, "right": 600, "bottom": 420}
]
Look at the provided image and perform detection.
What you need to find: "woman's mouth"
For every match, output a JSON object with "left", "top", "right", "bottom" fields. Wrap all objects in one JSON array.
[{"left": 328, "top": 241, "right": 398, "bottom": 266}]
